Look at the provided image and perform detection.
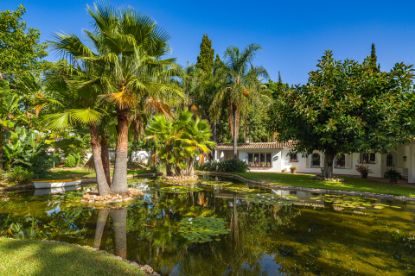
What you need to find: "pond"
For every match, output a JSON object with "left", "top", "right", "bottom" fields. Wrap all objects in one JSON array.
[{"left": 0, "top": 178, "right": 414, "bottom": 275}]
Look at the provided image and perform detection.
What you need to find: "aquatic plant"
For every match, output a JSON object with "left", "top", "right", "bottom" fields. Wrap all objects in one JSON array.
[
  {"left": 178, "top": 217, "right": 229, "bottom": 243},
  {"left": 159, "top": 185, "right": 203, "bottom": 194},
  {"left": 224, "top": 185, "right": 260, "bottom": 193}
]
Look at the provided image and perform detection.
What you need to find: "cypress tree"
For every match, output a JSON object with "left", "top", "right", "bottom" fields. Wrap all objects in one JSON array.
[
  {"left": 196, "top": 34, "right": 214, "bottom": 73},
  {"left": 369, "top": 43, "right": 379, "bottom": 71}
]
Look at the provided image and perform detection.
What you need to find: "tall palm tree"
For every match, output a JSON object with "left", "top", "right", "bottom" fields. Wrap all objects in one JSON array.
[
  {"left": 51, "top": 4, "right": 182, "bottom": 194},
  {"left": 211, "top": 44, "right": 268, "bottom": 158},
  {"left": 87, "top": 4, "right": 182, "bottom": 193}
]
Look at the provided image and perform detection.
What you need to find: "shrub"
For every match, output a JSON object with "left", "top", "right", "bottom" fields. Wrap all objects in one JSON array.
[
  {"left": 64, "top": 154, "right": 79, "bottom": 168},
  {"left": 198, "top": 159, "right": 249, "bottom": 173},
  {"left": 355, "top": 164, "right": 370, "bottom": 178},
  {"left": 384, "top": 169, "right": 401, "bottom": 183},
  {"left": 290, "top": 166, "right": 297, "bottom": 174},
  {"left": 6, "top": 166, "right": 33, "bottom": 184}
]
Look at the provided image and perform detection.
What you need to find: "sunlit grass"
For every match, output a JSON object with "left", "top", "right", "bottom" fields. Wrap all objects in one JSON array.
[
  {"left": 239, "top": 172, "right": 415, "bottom": 197},
  {"left": 0, "top": 238, "right": 143, "bottom": 275}
]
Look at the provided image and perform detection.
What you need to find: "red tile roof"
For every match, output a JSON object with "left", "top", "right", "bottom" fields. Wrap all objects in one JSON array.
[{"left": 216, "top": 141, "right": 294, "bottom": 150}]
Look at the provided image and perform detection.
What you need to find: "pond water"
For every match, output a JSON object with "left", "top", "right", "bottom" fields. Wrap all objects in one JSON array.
[{"left": 0, "top": 178, "right": 414, "bottom": 275}]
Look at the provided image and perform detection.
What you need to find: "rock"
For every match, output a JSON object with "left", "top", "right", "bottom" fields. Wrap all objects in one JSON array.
[{"left": 141, "top": 265, "right": 154, "bottom": 274}]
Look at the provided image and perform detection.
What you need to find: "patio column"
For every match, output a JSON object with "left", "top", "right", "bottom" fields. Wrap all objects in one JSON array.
[{"left": 408, "top": 143, "right": 415, "bottom": 183}]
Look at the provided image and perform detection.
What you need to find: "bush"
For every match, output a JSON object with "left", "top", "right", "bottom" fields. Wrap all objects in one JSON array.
[
  {"left": 384, "top": 169, "right": 401, "bottom": 183},
  {"left": 6, "top": 166, "right": 33, "bottom": 184},
  {"left": 355, "top": 164, "right": 370, "bottom": 178},
  {"left": 64, "top": 154, "right": 79, "bottom": 168},
  {"left": 198, "top": 159, "right": 249, "bottom": 173}
]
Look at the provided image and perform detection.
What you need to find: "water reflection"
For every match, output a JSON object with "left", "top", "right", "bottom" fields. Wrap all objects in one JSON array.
[
  {"left": 1, "top": 180, "right": 415, "bottom": 275},
  {"left": 93, "top": 208, "right": 127, "bottom": 259}
]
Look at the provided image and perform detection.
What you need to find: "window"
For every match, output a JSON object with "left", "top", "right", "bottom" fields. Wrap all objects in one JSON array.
[
  {"left": 289, "top": 153, "right": 298, "bottom": 162},
  {"left": 361, "top": 153, "right": 376, "bottom": 164},
  {"left": 247, "top": 153, "right": 272, "bottom": 168},
  {"left": 386, "top": 153, "right": 394, "bottom": 167},
  {"left": 335, "top": 154, "right": 346, "bottom": 168},
  {"left": 311, "top": 153, "right": 320, "bottom": 167}
]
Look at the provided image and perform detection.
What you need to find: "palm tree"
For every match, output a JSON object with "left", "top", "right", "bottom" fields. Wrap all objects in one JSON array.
[
  {"left": 43, "top": 61, "right": 112, "bottom": 196},
  {"left": 211, "top": 44, "right": 268, "bottom": 158},
  {"left": 50, "top": 4, "right": 182, "bottom": 194},
  {"left": 87, "top": 4, "right": 182, "bottom": 193},
  {"left": 146, "top": 111, "right": 214, "bottom": 176}
]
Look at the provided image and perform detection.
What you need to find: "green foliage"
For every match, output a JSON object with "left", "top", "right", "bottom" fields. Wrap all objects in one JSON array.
[
  {"left": 146, "top": 110, "right": 215, "bottom": 176},
  {"left": 3, "top": 127, "right": 54, "bottom": 177},
  {"left": 384, "top": 169, "right": 401, "bottom": 183},
  {"left": 210, "top": 44, "right": 269, "bottom": 154},
  {"left": 271, "top": 49, "right": 415, "bottom": 177},
  {"left": 198, "top": 159, "right": 249, "bottom": 173},
  {"left": 5, "top": 166, "right": 33, "bottom": 184},
  {"left": 196, "top": 34, "right": 214, "bottom": 74},
  {"left": 159, "top": 185, "right": 203, "bottom": 194},
  {"left": 178, "top": 217, "right": 229, "bottom": 243},
  {"left": 0, "top": 5, "right": 47, "bottom": 75},
  {"left": 64, "top": 154, "right": 80, "bottom": 168}
]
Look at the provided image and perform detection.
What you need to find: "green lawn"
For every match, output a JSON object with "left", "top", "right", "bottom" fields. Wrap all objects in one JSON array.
[
  {"left": 239, "top": 172, "right": 415, "bottom": 198},
  {"left": 41, "top": 167, "right": 96, "bottom": 180},
  {"left": 0, "top": 238, "right": 143, "bottom": 276}
]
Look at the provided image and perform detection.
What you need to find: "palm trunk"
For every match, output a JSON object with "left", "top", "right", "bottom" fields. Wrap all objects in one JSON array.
[
  {"left": 101, "top": 133, "right": 111, "bottom": 186},
  {"left": 232, "top": 109, "right": 239, "bottom": 159},
  {"left": 90, "top": 124, "right": 111, "bottom": 196},
  {"left": 110, "top": 208, "right": 127, "bottom": 259},
  {"left": 93, "top": 208, "right": 109, "bottom": 249},
  {"left": 111, "top": 108, "right": 129, "bottom": 194},
  {"left": 0, "top": 127, "right": 4, "bottom": 170},
  {"left": 323, "top": 151, "right": 335, "bottom": 179}
]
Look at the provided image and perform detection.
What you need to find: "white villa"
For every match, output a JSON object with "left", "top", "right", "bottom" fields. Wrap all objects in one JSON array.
[{"left": 213, "top": 141, "right": 415, "bottom": 183}]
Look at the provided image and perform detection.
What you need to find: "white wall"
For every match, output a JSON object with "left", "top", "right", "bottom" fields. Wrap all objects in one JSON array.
[{"left": 214, "top": 144, "right": 415, "bottom": 179}]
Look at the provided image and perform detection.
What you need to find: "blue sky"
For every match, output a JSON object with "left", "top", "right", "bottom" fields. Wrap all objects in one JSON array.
[{"left": 3, "top": 0, "right": 415, "bottom": 84}]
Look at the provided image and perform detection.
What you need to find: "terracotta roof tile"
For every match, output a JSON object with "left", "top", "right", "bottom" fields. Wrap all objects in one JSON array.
[{"left": 216, "top": 141, "right": 294, "bottom": 150}]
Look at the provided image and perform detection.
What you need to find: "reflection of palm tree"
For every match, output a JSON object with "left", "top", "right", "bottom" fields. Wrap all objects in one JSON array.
[
  {"left": 93, "top": 208, "right": 109, "bottom": 249},
  {"left": 230, "top": 195, "right": 239, "bottom": 248},
  {"left": 110, "top": 208, "right": 127, "bottom": 259}
]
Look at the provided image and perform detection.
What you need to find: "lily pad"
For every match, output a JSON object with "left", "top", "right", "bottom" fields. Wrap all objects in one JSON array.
[
  {"left": 224, "top": 185, "right": 260, "bottom": 193},
  {"left": 178, "top": 217, "right": 229, "bottom": 243},
  {"left": 159, "top": 186, "right": 203, "bottom": 194}
]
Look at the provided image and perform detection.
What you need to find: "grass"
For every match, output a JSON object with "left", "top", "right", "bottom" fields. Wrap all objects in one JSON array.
[
  {"left": 238, "top": 172, "right": 415, "bottom": 198},
  {"left": 0, "top": 238, "right": 143, "bottom": 276},
  {"left": 41, "top": 167, "right": 96, "bottom": 180}
]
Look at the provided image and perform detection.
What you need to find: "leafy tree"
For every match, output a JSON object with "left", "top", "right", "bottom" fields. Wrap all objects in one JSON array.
[
  {"left": 0, "top": 5, "right": 47, "bottom": 170},
  {"left": 211, "top": 44, "right": 269, "bottom": 157},
  {"left": 272, "top": 50, "right": 415, "bottom": 178},
  {"left": 146, "top": 111, "right": 214, "bottom": 176},
  {"left": 0, "top": 5, "right": 46, "bottom": 77}
]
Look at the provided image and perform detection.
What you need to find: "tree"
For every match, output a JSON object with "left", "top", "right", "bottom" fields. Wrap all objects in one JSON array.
[
  {"left": 146, "top": 111, "right": 214, "bottom": 176},
  {"left": 196, "top": 34, "right": 214, "bottom": 74},
  {"left": 211, "top": 44, "right": 268, "bottom": 157},
  {"left": 0, "top": 5, "right": 47, "bottom": 170},
  {"left": 42, "top": 61, "right": 112, "bottom": 196},
  {"left": 50, "top": 4, "right": 182, "bottom": 194},
  {"left": 86, "top": 4, "right": 182, "bottom": 193},
  {"left": 0, "top": 5, "right": 46, "bottom": 77},
  {"left": 272, "top": 50, "right": 415, "bottom": 178}
]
